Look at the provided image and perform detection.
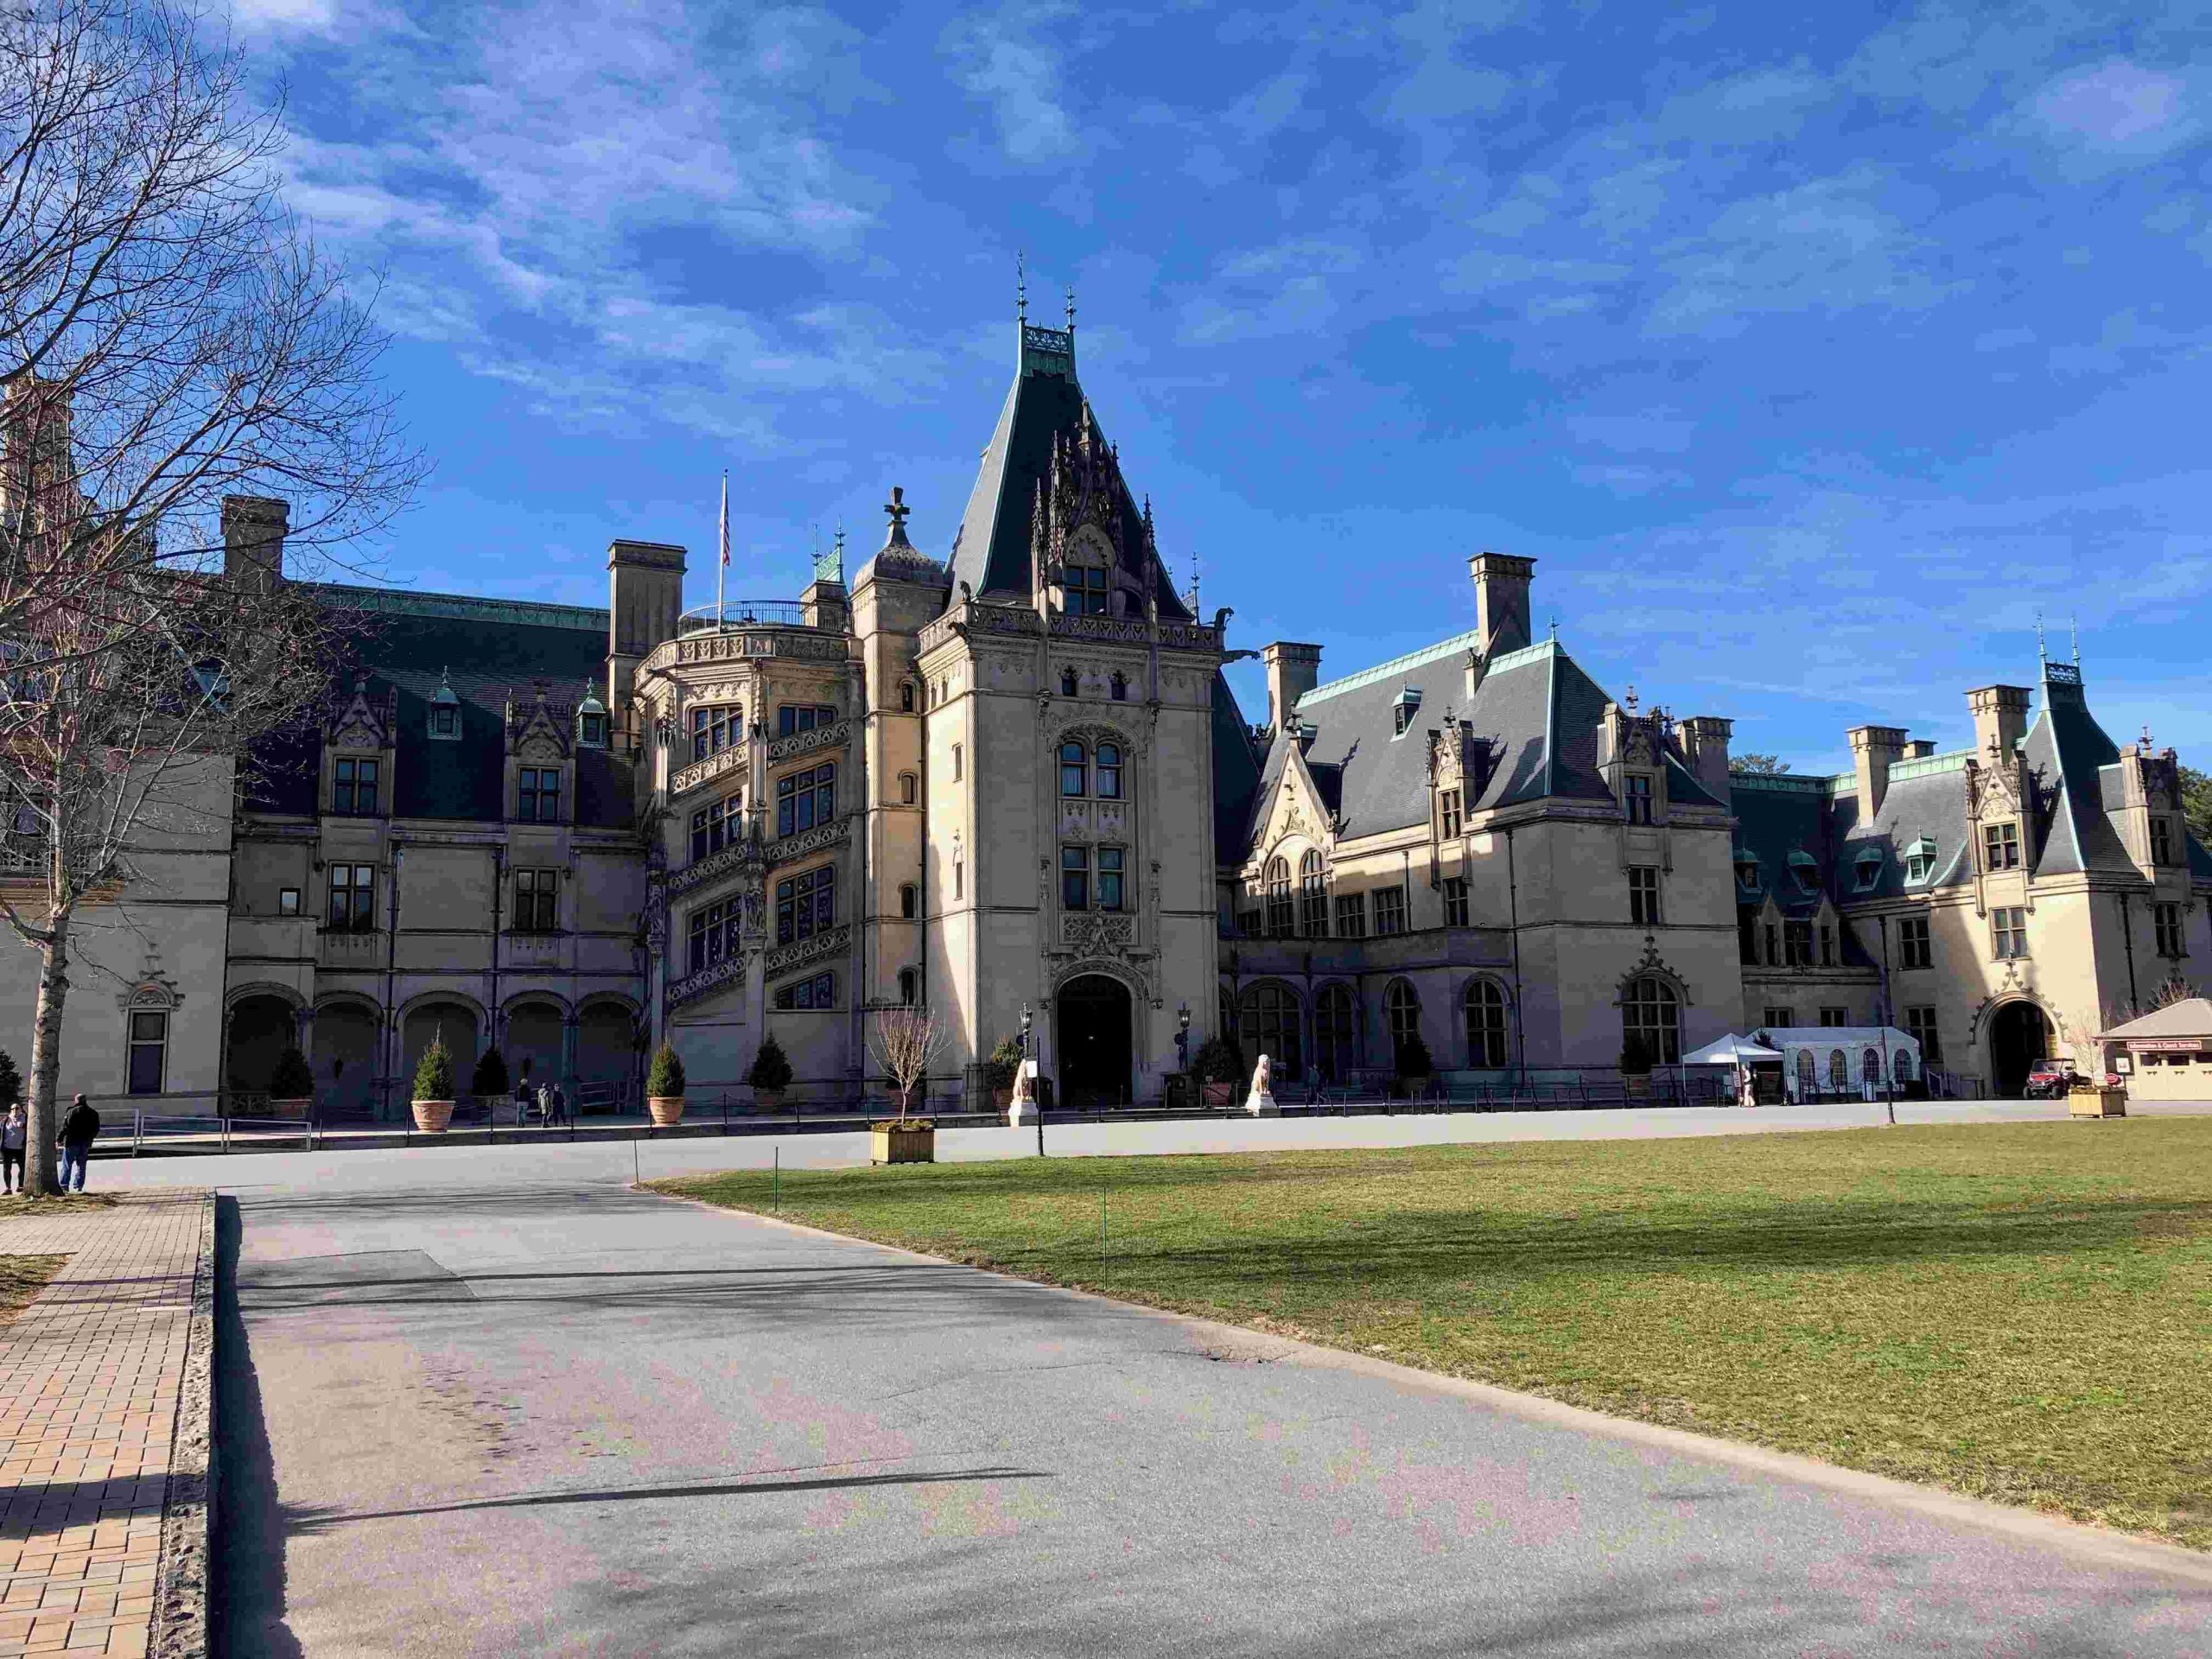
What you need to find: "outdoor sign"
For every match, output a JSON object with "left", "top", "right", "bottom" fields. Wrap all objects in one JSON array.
[{"left": 2128, "top": 1039, "right": 2208, "bottom": 1054}]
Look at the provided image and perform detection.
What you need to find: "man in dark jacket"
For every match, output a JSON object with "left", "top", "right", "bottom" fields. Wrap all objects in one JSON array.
[{"left": 58, "top": 1094, "right": 99, "bottom": 1192}]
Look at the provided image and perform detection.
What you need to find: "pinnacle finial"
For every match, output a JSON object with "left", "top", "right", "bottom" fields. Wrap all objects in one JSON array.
[
  {"left": 881, "top": 485, "right": 912, "bottom": 550},
  {"left": 1624, "top": 683, "right": 1639, "bottom": 715},
  {"left": 2037, "top": 609, "right": 2047, "bottom": 664},
  {"left": 1065, "top": 285, "right": 1076, "bottom": 334},
  {"left": 2070, "top": 612, "right": 2080, "bottom": 668},
  {"left": 1016, "top": 252, "right": 1027, "bottom": 325}
]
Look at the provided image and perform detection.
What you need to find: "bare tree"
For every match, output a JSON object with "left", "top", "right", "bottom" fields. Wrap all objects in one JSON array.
[
  {"left": 868, "top": 1005, "right": 951, "bottom": 1120},
  {"left": 1, "top": 0, "right": 421, "bottom": 1192}
]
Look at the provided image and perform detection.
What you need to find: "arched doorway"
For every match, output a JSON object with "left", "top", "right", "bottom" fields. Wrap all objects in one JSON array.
[
  {"left": 1989, "top": 1001, "right": 2051, "bottom": 1097},
  {"left": 226, "top": 995, "right": 296, "bottom": 1096},
  {"left": 575, "top": 1002, "right": 637, "bottom": 1100},
  {"left": 402, "top": 1001, "right": 480, "bottom": 1106},
  {"left": 1056, "top": 976, "right": 1133, "bottom": 1109},
  {"left": 505, "top": 1001, "right": 564, "bottom": 1092},
  {"left": 313, "top": 1002, "right": 380, "bottom": 1121}
]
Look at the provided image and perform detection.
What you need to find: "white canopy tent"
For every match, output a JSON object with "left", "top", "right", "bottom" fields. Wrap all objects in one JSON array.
[
  {"left": 1683, "top": 1034, "right": 1785, "bottom": 1068},
  {"left": 1753, "top": 1026, "right": 1923, "bottom": 1101}
]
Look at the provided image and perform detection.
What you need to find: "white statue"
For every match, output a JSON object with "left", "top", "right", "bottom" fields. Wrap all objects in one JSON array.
[
  {"left": 1007, "top": 1058, "right": 1038, "bottom": 1126},
  {"left": 1245, "top": 1051, "right": 1280, "bottom": 1117}
]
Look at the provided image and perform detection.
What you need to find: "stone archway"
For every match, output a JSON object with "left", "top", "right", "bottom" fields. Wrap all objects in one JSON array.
[
  {"left": 401, "top": 1001, "right": 480, "bottom": 1102},
  {"left": 225, "top": 994, "right": 297, "bottom": 1096},
  {"left": 505, "top": 1001, "right": 565, "bottom": 1091},
  {"left": 1056, "top": 975, "right": 1134, "bottom": 1109},
  {"left": 575, "top": 1001, "right": 638, "bottom": 1101},
  {"left": 313, "top": 1001, "right": 380, "bottom": 1120},
  {"left": 1989, "top": 1001, "right": 2052, "bottom": 1097}
]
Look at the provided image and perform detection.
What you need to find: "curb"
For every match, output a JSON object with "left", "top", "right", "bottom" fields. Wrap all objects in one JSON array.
[
  {"left": 648, "top": 1185, "right": 2212, "bottom": 1589},
  {"left": 151, "top": 1193, "right": 218, "bottom": 1659}
]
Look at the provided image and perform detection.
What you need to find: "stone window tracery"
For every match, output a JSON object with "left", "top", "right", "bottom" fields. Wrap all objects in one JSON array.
[
  {"left": 1298, "top": 850, "right": 1328, "bottom": 937},
  {"left": 1622, "top": 976, "right": 1680, "bottom": 1064},
  {"left": 1465, "top": 980, "right": 1509, "bottom": 1068},
  {"left": 1264, "top": 855, "right": 1293, "bottom": 937},
  {"left": 1384, "top": 979, "right": 1422, "bottom": 1067}
]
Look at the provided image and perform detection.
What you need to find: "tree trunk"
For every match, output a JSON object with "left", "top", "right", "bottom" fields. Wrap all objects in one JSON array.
[{"left": 25, "top": 926, "right": 69, "bottom": 1198}]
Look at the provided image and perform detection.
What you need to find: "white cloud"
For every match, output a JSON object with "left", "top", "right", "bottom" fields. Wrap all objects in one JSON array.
[
  {"left": 2028, "top": 60, "right": 2202, "bottom": 152},
  {"left": 945, "top": 9, "right": 1081, "bottom": 165}
]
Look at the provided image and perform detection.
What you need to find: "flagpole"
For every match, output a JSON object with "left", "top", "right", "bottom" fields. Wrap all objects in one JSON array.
[{"left": 717, "top": 470, "right": 729, "bottom": 628}]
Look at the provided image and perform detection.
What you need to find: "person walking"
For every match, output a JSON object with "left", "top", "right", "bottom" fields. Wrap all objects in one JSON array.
[
  {"left": 57, "top": 1094, "right": 99, "bottom": 1192},
  {"left": 549, "top": 1082, "right": 568, "bottom": 1128},
  {"left": 2, "top": 1103, "right": 23, "bottom": 1193},
  {"left": 514, "top": 1077, "right": 533, "bottom": 1127}
]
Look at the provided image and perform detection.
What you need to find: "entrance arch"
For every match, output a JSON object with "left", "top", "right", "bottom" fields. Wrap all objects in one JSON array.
[
  {"left": 313, "top": 1001, "right": 379, "bottom": 1120},
  {"left": 1989, "top": 1001, "right": 2051, "bottom": 1097},
  {"left": 1056, "top": 975, "right": 1133, "bottom": 1109},
  {"left": 505, "top": 1001, "right": 564, "bottom": 1090},
  {"left": 402, "top": 1001, "right": 480, "bottom": 1102},
  {"left": 225, "top": 994, "right": 297, "bottom": 1096}
]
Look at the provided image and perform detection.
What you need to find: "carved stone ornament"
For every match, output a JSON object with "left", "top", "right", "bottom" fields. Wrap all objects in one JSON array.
[
  {"left": 325, "top": 676, "right": 396, "bottom": 750},
  {"left": 1965, "top": 753, "right": 2023, "bottom": 818},
  {"left": 1613, "top": 932, "right": 1692, "bottom": 1007},
  {"left": 505, "top": 681, "right": 573, "bottom": 761},
  {"left": 1059, "top": 912, "right": 1136, "bottom": 955},
  {"left": 1051, "top": 954, "right": 1154, "bottom": 1000}
]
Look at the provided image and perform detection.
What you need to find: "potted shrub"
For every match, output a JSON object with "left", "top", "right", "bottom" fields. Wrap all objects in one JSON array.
[
  {"left": 747, "top": 1034, "right": 793, "bottom": 1114},
  {"left": 1192, "top": 1034, "right": 1243, "bottom": 1109},
  {"left": 1395, "top": 1033, "right": 1434, "bottom": 1103},
  {"left": 411, "top": 1033, "right": 456, "bottom": 1133},
  {"left": 983, "top": 1037, "right": 1023, "bottom": 1113},
  {"left": 1619, "top": 1036, "right": 1654, "bottom": 1100},
  {"left": 645, "top": 1042, "right": 686, "bottom": 1127},
  {"left": 470, "top": 1047, "right": 510, "bottom": 1105},
  {"left": 268, "top": 1045, "right": 316, "bottom": 1122}
]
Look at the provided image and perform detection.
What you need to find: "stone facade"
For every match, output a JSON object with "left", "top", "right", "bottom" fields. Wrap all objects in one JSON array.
[{"left": 7, "top": 318, "right": 2208, "bottom": 1116}]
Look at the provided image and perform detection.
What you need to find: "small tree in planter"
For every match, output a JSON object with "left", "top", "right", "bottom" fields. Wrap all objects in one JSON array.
[
  {"left": 645, "top": 1042, "right": 687, "bottom": 1127},
  {"left": 268, "top": 1046, "right": 316, "bottom": 1119},
  {"left": 1619, "top": 1035, "right": 1654, "bottom": 1098},
  {"left": 412, "top": 1033, "right": 456, "bottom": 1132},
  {"left": 982, "top": 1036, "right": 1023, "bottom": 1111},
  {"left": 1192, "top": 1034, "right": 1244, "bottom": 1109},
  {"left": 1395, "top": 1032, "right": 1434, "bottom": 1101},
  {"left": 469, "top": 1048, "right": 510, "bottom": 1102},
  {"left": 746, "top": 1036, "right": 793, "bottom": 1115}
]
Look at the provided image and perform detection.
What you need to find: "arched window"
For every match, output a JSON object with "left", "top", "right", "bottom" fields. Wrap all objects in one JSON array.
[
  {"left": 1264, "top": 856, "right": 1293, "bottom": 937},
  {"left": 1861, "top": 1046, "right": 1882, "bottom": 1084},
  {"left": 898, "top": 968, "right": 918, "bottom": 1007},
  {"left": 1239, "top": 982, "right": 1302, "bottom": 1080},
  {"left": 899, "top": 680, "right": 915, "bottom": 713},
  {"left": 1828, "top": 1049, "right": 1849, "bottom": 1090},
  {"left": 1384, "top": 979, "right": 1422, "bottom": 1068},
  {"left": 1095, "top": 742, "right": 1122, "bottom": 800},
  {"left": 1060, "top": 668, "right": 1078, "bottom": 696},
  {"left": 1316, "top": 984, "right": 1357, "bottom": 1080},
  {"left": 899, "top": 883, "right": 918, "bottom": 919},
  {"left": 1796, "top": 1050, "right": 1815, "bottom": 1097},
  {"left": 1465, "top": 980, "right": 1509, "bottom": 1068},
  {"left": 1622, "top": 976, "right": 1681, "bottom": 1064},
  {"left": 1893, "top": 1048, "right": 1915, "bottom": 1082},
  {"left": 1298, "top": 850, "right": 1327, "bottom": 937},
  {"left": 1110, "top": 671, "right": 1128, "bottom": 702},
  {"left": 1059, "top": 741, "right": 1087, "bottom": 798},
  {"left": 127, "top": 991, "right": 170, "bottom": 1096},
  {"left": 899, "top": 772, "right": 918, "bottom": 805}
]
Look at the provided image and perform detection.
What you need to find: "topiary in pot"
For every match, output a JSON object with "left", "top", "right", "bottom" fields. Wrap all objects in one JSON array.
[
  {"left": 746, "top": 1035, "right": 793, "bottom": 1114},
  {"left": 268, "top": 1045, "right": 315, "bottom": 1116},
  {"left": 411, "top": 1032, "right": 456, "bottom": 1132},
  {"left": 470, "top": 1048, "right": 510, "bottom": 1100},
  {"left": 1192, "top": 1034, "right": 1245, "bottom": 1107},
  {"left": 1618, "top": 1035, "right": 1654, "bottom": 1097},
  {"left": 983, "top": 1036, "right": 1023, "bottom": 1105},
  {"left": 1394, "top": 1032, "right": 1434, "bottom": 1101},
  {"left": 645, "top": 1042, "right": 687, "bottom": 1127}
]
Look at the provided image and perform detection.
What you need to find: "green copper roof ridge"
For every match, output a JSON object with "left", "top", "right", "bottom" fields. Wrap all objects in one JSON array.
[
  {"left": 1297, "top": 632, "right": 1554, "bottom": 710},
  {"left": 311, "top": 582, "right": 607, "bottom": 633}
]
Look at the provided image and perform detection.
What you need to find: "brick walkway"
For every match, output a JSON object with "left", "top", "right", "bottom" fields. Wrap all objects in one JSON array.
[{"left": 0, "top": 1194, "right": 212, "bottom": 1658}]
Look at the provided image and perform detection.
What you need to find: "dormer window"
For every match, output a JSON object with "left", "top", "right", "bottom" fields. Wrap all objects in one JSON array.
[
  {"left": 1624, "top": 773, "right": 1654, "bottom": 824},
  {"left": 1853, "top": 849, "right": 1884, "bottom": 892},
  {"left": 1733, "top": 849, "right": 1760, "bottom": 890},
  {"left": 1982, "top": 822, "right": 2020, "bottom": 872},
  {"left": 428, "top": 671, "right": 461, "bottom": 741},
  {"left": 1065, "top": 564, "right": 1109, "bottom": 617},
  {"left": 1392, "top": 687, "right": 1421, "bottom": 737},
  {"left": 1787, "top": 849, "right": 1820, "bottom": 895},
  {"left": 576, "top": 690, "right": 608, "bottom": 749},
  {"left": 2151, "top": 817, "right": 2176, "bottom": 866},
  {"left": 1904, "top": 836, "right": 1936, "bottom": 884}
]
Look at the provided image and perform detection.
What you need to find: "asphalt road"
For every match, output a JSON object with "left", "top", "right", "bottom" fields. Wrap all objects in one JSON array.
[{"left": 202, "top": 1138, "right": 2212, "bottom": 1657}]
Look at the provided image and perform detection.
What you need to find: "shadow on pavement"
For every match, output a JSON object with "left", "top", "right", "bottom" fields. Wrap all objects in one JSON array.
[{"left": 212, "top": 1195, "right": 310, "bottom": 1659}]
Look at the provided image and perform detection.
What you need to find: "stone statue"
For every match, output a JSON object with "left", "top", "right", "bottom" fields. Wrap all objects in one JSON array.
[
  {"left": 1007, "top": 1058, "right": 1038, "bottom": 1126},
  {"left": 1245, "top": 1052, "right": 1279, "bottom": 1117}
]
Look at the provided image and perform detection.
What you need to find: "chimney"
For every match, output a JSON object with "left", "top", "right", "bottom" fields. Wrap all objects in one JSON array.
[
  {"left": 607, "top": 538, "right": 688, "bottom": 713},
  {"left": 1847, "top": 724, "right": 1907, "bottom": 818},
  {"left": 1680, "top": 715, "right": 1733, "bottom": 798},
  {"left": 1904, "top": 739, "right": 1936, "bottom": 760},
  {"left": 221, "top": 495, "right": 289, "bottom": 588},
  {"left": 1262, "top": 641, "right": 1322, "bottom": 734},
  {"left": 1966, "top": 685, "right": 2031, "bottom": 762},
  {"left": 1468, "top": 551, "right": 1535, "bottom": 658}
]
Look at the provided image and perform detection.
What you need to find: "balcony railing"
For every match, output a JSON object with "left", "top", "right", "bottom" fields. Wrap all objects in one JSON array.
[{"left": 678, "top": 600, "right": 811, "bottom": 634}]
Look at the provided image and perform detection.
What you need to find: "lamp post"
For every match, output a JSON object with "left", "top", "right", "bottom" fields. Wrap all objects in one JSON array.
[
  {"left": 1021, "top": 1003, "right": 1040, "bottom": 1158},
  {"left": 1175, "top": 1001, "right": 1192, "bottom": 1114}
]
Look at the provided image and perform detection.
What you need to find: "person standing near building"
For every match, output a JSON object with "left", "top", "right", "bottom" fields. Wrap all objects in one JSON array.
[
  {"left": 2, "top": 1103, "right": 23, "bottom": 1193},
  {"left": 57, "top": 1094, "right": 99, "bottom": 1192}
]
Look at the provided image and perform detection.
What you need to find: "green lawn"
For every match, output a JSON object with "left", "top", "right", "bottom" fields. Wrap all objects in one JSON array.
[{"left": 659, "top": 1119, "right": 2212, "bottom": 1550}]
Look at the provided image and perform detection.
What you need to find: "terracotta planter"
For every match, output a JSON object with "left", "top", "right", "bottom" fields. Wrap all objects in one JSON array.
[
  {"left": 992, "top": 1086, "right": 1014, "bottom": 1114},
  {"left": 753, "top": 1090, "right": 784, "bottom": 1116},
  {"left": 1623, "top": 1073, "right": 1652, "bottom": 1100},
  {"left": 872, "top": 1124, "right": 935, "bottom": 1165},
  {"left": 1201, "top": 1081, "right": 1235, "bottom": 1109},
  {"left": 270, "top": 1096, "right": 314, "bottom": 1122},
  {"left": 647, "top": 1095, "right": 685, "bottom": 1127},
  {"left": 411, "top": 1098, "right": 454, "bottom": 1133}
]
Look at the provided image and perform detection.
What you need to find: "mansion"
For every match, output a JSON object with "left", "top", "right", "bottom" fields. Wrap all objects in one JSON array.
[{"left": 7, "top": 319, "right": 2209, "bottom": 1116}]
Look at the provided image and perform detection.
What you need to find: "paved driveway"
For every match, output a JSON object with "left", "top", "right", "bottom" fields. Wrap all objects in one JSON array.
[{"left": 202, "top": 1144, "right": 2211, "bottom": 1657}]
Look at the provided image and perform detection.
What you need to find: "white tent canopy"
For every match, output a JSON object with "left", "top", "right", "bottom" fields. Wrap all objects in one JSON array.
[
  {"left": 1683, "top": 1034, "right": 1785, "bottom": 1067},
  {"left": 1755, "top": 1026, "right": 1923, "bottom": 1097}
]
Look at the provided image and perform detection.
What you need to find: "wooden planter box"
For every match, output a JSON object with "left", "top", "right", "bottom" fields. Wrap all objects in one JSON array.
[
  {"left": 411, "top": 1098, "right": 454, "bottom": 1133},
  {"left": 872, "top": 1124, "right": 935, "bottom": 1165},
  {"left": 2069, "top": 1087, "right": 2126, "bottom": 1119}
]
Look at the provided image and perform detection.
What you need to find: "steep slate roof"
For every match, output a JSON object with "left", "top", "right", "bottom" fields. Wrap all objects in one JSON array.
[
  {"left": 249, "top": 587, "right": 635, "bottom": 829},
  {"left": 2018, "top": 667, "right": 2132, "bottom": 876},
  {"left": 949, "top": 327, "right": 1191, "bottom": 618},
  {"left": 1210, "top": 673, "right": 1264, "bottom": 865}
]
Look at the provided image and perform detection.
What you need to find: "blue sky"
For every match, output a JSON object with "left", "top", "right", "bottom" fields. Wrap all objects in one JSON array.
[{"left": 233, "top": 0, "right": 2211, "bottom": 772}]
